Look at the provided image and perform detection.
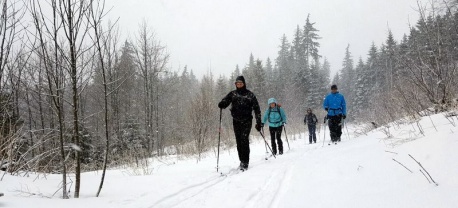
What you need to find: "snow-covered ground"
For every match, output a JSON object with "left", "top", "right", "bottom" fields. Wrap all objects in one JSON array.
[{"left": 1, "top": 113, "right": 457, "bottom": 208}]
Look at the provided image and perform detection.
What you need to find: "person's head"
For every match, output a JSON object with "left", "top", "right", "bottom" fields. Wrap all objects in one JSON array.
[
  {"left": 331, "top": 84, "right": 338, "bottom": 93},
  {"left": 235, "top": 76, "right": 246, "bottom": 89},
  {"left": 268, "top": 98, "right": 277, "bottom": 108},
  {"left": 307, "top": 108, "right": 312, "bottom": 114}
]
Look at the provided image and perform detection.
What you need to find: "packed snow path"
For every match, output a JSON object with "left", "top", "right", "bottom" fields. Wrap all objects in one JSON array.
[{"left": 1, "top": 113, "right": 457, "bottom": 208}]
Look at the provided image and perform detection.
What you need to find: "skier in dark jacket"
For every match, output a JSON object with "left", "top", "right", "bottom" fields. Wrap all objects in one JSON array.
[
  {"left": 262, "top": 98, "right": 287, "bottom": 155},
  {"left": 218, "top": 76, "right": 262, "bottom": 170},
  {"left": 304, "top": 108, "right": 318, "bottom": 144},
  {"left": 323, "top": 84, "right": 347, "bottom": 143}
]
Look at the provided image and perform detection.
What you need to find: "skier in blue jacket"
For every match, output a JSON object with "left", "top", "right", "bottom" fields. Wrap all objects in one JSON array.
[
  {"left": 323, "top": 84, "right": 347, "bottom": 143},
  {"left": 262, "top": 98, "right": 287, "bottom": 155}
]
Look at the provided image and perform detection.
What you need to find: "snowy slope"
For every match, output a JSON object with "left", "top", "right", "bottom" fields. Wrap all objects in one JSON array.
[{"left": 1, "top": 113, "right": 457, "bottom": 208}]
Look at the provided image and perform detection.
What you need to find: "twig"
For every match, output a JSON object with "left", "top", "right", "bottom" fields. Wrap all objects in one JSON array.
[
  {"left": 443, "top": 112, "right": 456, "bottom": 127},
  {"left": 392, "top": 158, "right": 412, "bottom": 173},
  {"left": 416, "top": 121, "right": 425, "bottom": 136},
  {"left": 428, "top": 115, "right": 438, "bottom": 132},
  {"left": 419, "top": 169, "right": 431, "bottom": 184},
  {"left": 385, "top": 150, "right": 398, "bottom": 154},
  {"left": 409, "top": 154, "right": 438, "bottom": 186}
]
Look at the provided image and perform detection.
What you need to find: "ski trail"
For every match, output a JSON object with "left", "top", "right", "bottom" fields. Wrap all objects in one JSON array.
[
  {"left": 148, "top": 175, "right": 226, "bottom": 208},
  {"left": 150, "top": 161, "right": 258, "bottom": 207},
  {"left": 243, "top": 147, "right": 308, "bottom": 208},
  {"left": 269, "top": 162, "right": 295, "bottom": 208}
]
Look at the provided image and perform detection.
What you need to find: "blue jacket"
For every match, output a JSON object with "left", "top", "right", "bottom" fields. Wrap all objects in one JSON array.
[
  {"left": 323, "top": 92, "right": 347, "bottom": 116},
  {"left": 262, "top": 98, "right": 287, "bottom": 127}
]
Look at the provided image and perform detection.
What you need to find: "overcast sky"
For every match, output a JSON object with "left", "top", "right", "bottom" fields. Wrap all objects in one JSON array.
[{"left": 106, "top": 0, "right": 420, "bottom": 78}]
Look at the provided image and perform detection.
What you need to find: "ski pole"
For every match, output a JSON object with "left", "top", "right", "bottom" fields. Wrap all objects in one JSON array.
[
  {"left": 344, "top": 119, "right": 351, "bottom": 140},
  {"left": 317, "top": 124, "right": 321, "bottom": 142},
  {"left": 262, "top": 127, "right": 268, "bottom": 153},
  {"left": 259, "top": 131, "right": 276, "bottom": 159},
  {"left": 322, "top": 116, "right": 327, "bottom": 147},
  {"left": 283, "top": 125, "right": 290, "bottom": 150},
  {"left": 216, "top": 108, "right": 222, "bottom": 172}
]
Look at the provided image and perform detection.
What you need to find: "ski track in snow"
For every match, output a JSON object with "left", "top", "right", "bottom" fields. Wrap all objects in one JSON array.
[
  {"left": 148, "top": 174, "right": 226, "bottom": 208},
  {"left": 244, "top": 155, "right": 297, "bottom": 208},
  {"left": 148, "top": 157, "right": 264, "bottom": 207},
  {"left": 244, "top": 143, "right": 321, "bottom": 208}
]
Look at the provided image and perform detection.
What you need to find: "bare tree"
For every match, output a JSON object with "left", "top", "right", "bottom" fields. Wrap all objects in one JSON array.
[
  {"left": 189, "top": 73, "right": 217, "bottom": 161},
  {"left": 134, "top": 20, "right": 169, "bottom": 156}
]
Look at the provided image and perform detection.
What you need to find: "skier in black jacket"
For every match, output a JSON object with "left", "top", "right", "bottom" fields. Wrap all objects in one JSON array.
[
  {"left": 218, "top": 76, "right": 262, "bottom": 170},
  {"left": 304, "top": 108, "right": 318, "bottom": 144}
]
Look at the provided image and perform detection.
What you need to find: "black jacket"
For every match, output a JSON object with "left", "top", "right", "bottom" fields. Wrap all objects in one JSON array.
[
  {"left": 304, "top": 113, "right": 318, "bottom": 125},
  {"left": 218, "top": 88, "right": 261, "bottom": 124}
]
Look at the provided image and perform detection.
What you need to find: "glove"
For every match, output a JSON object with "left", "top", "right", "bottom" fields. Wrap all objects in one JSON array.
[
  {"left": 282, "top": 122, "right": 286, "bottom": 126},
  {"left": 342, "top": 115, "right": 346, "bottom": 119},
  {"left": 325, "top": 108, "right": 328, "bottom": 112},
  {"left": 255, "top": 123, "right": 262, "bottom": 132},
  {"left": 261, "top": 123, "right": 264, "bottom": 127},
  {"left": 218, "top": 101, "right": 225, "bottom": 109}
]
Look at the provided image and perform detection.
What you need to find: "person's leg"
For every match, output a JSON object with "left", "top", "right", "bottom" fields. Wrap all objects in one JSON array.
[
  {"left": 276, "top": 126, "right": 283, "bottom": 154},
  {"left": 311, "top": 125, "right": 317, "bottom": 143},
  {"left": 328, "top": 120, "right": 334, "bottom": 142},
  {"left": 308, "top": 125, "right": 313, "bottom": 144},
  {"left": 233, "top": 119, "right": 252, "bottom": 166},
  {"left": 328, "top": 116, "right": 339, "bottom": 142},
  {"left": 337, "top": 117, "right": 343, "bottom": 142},
  {"left": 269, "top": 126, "right": 277, "bottom": 155}
]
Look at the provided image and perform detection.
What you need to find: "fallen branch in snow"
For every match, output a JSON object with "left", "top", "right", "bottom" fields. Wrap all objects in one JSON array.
[
  {"left": 409, "top": 154, "right": 438, "bottom": 186},
  {"left": 385, "top": 150, "right": 398, "bottom": 154},
  {"left": 392, "top": 159, "right": 412, "bottom": 173}
]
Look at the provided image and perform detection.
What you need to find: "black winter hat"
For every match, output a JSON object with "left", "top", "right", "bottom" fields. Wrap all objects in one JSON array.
[
  {"left": 235, "top": 76, "right": 246, "bottom": 84},
  {"left": 331, "top": 84, "right": 338, "bottom": 90}
]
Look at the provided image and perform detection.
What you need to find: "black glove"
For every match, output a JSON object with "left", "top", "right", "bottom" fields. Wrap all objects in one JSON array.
[
  {"left": 342, "top": 115, "right": 346, "bottom": 119},
  {"left": 325, "top": 108, "right": 328, "bottom": 112},
  {"left": 255, "top": 123, "right": 262, "bottom": 132},
  {"left": 218, "top": 101, "right": 225, "bottom": 109},
  {"left": 261, "top": 123, "right": 264, "bottom": 127}
]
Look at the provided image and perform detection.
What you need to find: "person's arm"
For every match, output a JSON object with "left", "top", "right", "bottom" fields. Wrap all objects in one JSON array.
[
  {"left": 313, "top": 114, "right": 318, "bottom": 124},
  {"left": 262, "top": 109, "right": 268, "bottom": 125},
  {"left": 323, "top": 94, "right": 329, "bottom": 111},
  {"left": 280, "top": 108, "right": 287, "bottom": 124},
  {"left": 252, "top": 94, "right": 262, "bottom": 125},
  {"left": 218, "top": 91, "right": 233, "bottom": 109},
  {"left": 341, "top": 95, "right": 347, "bottom": 115},
  {"left": 304, "top": 115, "right": 307, "bottom": 124}
]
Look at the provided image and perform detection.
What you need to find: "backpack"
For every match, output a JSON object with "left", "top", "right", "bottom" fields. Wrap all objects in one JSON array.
[{"left": 268, "top": 107, "right": 283, "bottom": 124}]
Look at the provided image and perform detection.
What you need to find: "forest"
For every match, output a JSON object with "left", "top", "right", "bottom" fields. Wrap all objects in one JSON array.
[{"left": 0, "top": 0, "right": 457, "bottom": 198}]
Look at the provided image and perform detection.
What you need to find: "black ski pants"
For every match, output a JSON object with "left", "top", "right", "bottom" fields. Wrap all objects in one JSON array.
[
  {"left": 233, "top": 119, "right": 252, "bottom": 164},
  {"left": 327, "top": 115, "right": 342, "bottom": 142},
  {"left": 308, "top": 124, "right": 317, "bottom": 143},
  {"left": 269, "top": 126, "right": 283, "bottom": 155}
]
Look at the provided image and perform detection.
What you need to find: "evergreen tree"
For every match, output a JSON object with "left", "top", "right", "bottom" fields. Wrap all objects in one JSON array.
[
  {"left": 274, "top": 35, "right": 291, "bottom": 102},
  {"left": 251, "top": 59, "right": 267, "bottom": 108},
  {"left": 339, "top": 44, "right": 355, "bottom": 114},
  {"left": 302, "top": 14, "right": 321, "bottom": 66},
  {"left": 353, "top": 58, "right": 368, "bottom": 118}
]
